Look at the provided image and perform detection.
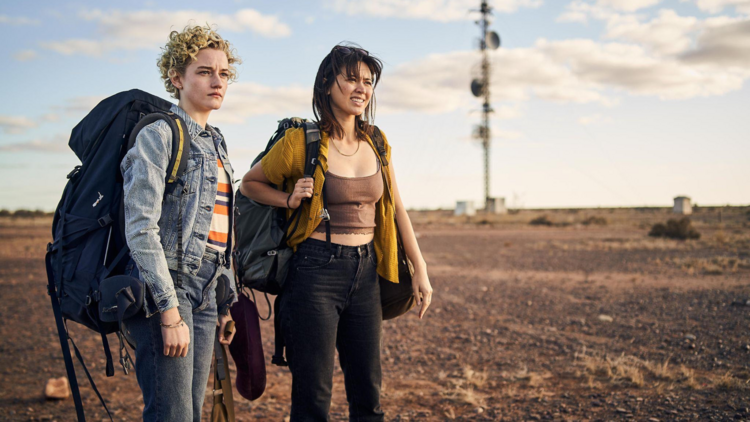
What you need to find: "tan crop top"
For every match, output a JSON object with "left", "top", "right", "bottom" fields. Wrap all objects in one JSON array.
[{"left": 314, "top": 160, "right": 384, "bottom": 235}]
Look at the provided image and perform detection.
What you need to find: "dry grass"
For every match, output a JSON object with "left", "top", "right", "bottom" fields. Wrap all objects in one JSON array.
[
  {"left": 462, "top": 366, "right": 488, "bottom": 388},
  {"left": 713, "top": 372, "right": 750, "bottom": 391},
  {"left": 669, "top": 256, "right": 750, "bottom": 275},
  {"left": 439, "top": 366, "right": 490, "bottom": 407},
  {"left": 574, "top": 349, "right": 701, "bottom": 390},
  {"left": 512, "top": 366, "right": 545, "bottom": 387}
]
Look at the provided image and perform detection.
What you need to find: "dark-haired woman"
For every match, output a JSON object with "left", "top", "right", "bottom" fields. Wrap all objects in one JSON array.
[{"left": 240, "top": 44, "right": 432, "bottom": 421}]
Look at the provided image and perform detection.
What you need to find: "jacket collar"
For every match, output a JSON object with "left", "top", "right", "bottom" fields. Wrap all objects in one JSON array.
[{"left": 170, "top": 104, "right": 223, "bottom": 148}]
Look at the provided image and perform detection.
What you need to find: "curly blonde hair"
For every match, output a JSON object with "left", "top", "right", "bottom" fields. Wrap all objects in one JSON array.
[{"left": 158, "top": 24, "right": 241, "bottom": 99}]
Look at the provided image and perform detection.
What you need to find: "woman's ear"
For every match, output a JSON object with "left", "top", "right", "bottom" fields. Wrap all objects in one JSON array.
[{"left": 170, "top": 73, "right": 183, "bottom": 90}]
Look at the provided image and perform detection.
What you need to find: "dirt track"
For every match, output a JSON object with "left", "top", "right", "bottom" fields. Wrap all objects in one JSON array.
[{"left": 1, "top": 209, "right": 749, "bottom": 421}]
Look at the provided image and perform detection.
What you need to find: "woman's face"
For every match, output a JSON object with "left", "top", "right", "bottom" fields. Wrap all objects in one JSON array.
[
  {"left": 328, "top": 61, "right": 373, "bottom": 118},
  {"left": 172, "top": 48, "right": 229, "bottom": 113}
]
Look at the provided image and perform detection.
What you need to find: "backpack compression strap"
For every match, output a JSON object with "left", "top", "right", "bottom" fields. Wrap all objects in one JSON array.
[{"left": 127, "top": 111, "right": 191, "bottom": 195}]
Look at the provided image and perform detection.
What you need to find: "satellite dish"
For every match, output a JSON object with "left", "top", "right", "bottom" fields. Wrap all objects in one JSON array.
[
  {"left": 473, "top": 125, "right": 488, "bottom": 139},
  {"left": 471, "top": 79, "right": 486, "bottom": 97},
  {"left": 486, "top": 31, "right": 501, "bottom": 50}
]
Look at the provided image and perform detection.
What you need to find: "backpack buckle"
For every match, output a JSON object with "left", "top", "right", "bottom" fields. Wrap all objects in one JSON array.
[
  {"left": 67, "top": 165, "right": 81, "bottom": 179},
  {"left": 267, "top": 250, "right": 277, "bottom": 256}
]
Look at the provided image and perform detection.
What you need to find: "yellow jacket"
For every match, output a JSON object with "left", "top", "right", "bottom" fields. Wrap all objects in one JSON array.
[{"left": 261, "top": 127, "right": 399, "bottom": 283}]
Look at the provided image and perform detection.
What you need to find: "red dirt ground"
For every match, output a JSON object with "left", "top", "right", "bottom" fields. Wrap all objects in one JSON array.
[{"left": 1, "top": 208, "right": 749, "bottom": 421}]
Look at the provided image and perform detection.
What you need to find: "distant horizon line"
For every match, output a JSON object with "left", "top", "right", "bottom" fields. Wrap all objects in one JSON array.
[{"left": 3, "top": 203, "right": 748, "bottom": 214}]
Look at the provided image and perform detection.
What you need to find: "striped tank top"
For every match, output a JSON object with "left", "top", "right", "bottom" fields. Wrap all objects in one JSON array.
[{"left": 207, "top": 158, "right": 231, "bottom": 252}]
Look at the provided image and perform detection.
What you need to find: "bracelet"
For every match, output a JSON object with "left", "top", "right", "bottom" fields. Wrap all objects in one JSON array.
[
  {"left": 160, "top": 317, "right": 185, "bottom": 329},
  {"left": 286, "top": 193, "right": 292, "bottom": 209}
]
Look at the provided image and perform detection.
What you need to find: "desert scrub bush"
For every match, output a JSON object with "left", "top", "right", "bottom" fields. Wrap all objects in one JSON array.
[
  {"left": 649, "top": 217, "right": 700, "bottom": 240},
  {"left": 582, "top": 216, "right": 608, "bottom": 226},
  {"left": 529, "top": 215, "right": 553, "bottom": 226}
]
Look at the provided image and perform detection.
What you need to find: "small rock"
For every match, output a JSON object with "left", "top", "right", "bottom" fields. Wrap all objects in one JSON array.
[
  {"left": 648, "top": 418, "right": 660, "bottom": 422},
  {"left": 475, "top": 407, "right": 484, "bottom": 413},
  {"left": 685, "top": 334, "right": 696, "bottom": 341},
  {"left": 616, "top": 408, "right": 629, "bottom": 414},
  {"left": 744, "top": 344, "right": 750, "bottom": 351},
  {"left": 598, "top": 314, "right": 614, "bottom": 323},
  {"left": 45, "top": 377, "right": 70, "bottom": 400}
]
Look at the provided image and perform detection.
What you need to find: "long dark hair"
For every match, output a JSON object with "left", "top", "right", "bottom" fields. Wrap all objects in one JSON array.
[{"left": 312, "top": 43, "right": 383, "bottom": 141}]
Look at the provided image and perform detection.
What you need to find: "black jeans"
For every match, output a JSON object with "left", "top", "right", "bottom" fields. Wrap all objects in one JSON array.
[{"left": 281, "top": 238, "right": 384, "bottom": 422}]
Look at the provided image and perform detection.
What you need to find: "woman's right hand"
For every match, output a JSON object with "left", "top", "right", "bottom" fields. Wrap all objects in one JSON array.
[
  {"left": 160, "top": 307, "right": 190, "bottom": 357},
  {"left": 288, "top": 177, "right": 314, "bottom": 209}
]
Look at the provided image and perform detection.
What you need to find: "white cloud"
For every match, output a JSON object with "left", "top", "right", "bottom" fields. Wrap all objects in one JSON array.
[
  {"left": 681, "top": 17, "right": 750, "bottom": 66},
  {"left": 0, "top": 134, "right": 69, "bottom": 152},
  {"left": 0, "top": 116, "right": 37, "bottom": 134},
  {"left": 325, "top": 0, "right": 542, "bottom": 22},
  {"left": 211, "top": 83, "right": 310, "bottom": 125},
  {"left": 689, "top": 0, "right": 750, "bottom": 14},
  {"left": 579, "top": 114, "right": 614, "bottom": 125},
  {"left": 41, "top": 9, "right": 291, "bottom": 57},
  {"left": 378, "top": 29, "right": 749, "bottom": 115},
  {"left": 56, "top": 96, "right": 109, "bottom": 114},
  {"left": 596, "top": 0, "right": 662, "bottom": 12},
  {"left": 559, "top": 2, "right": 750, "bottom": 65},
  {"left": 495, "top": 104, "right": 525, "bottom": 120},
  {"left": 494, "top": 129, "right": 524, "bottom": 139},
  {"left": 538, "top": 38, "right": 745, "bottom": 99},
  {"left": 0, "top": 15, "right": 40, "bottom": 25},
  {"left": 13, "top": 50, "right": 38, "bottom": 62},
  {"left": 604, "top": 9, "right": 699, "bottom": 55}
]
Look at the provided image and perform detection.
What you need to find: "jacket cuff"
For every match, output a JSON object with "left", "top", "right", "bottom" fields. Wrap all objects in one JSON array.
[{"left": 155, "top": 291, "right": 180, "bottom": 315}]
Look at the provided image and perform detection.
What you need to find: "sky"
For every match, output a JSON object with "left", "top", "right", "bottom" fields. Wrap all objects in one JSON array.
[{"left": 0, "top": 0, "right": 748, "bottom": 211}]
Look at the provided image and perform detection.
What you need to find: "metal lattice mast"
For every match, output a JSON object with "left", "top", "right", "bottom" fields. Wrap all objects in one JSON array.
[{"left": 480, "top": 1, "right": 491, "bottom": 207}]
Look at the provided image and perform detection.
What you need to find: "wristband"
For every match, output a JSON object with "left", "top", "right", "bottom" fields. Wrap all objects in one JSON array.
[
  {"left": 286, "top": 193, "right": 292, "bottom": 209},
  {"left": 160, "top": 317, "right": 185, "bottom": 329}
]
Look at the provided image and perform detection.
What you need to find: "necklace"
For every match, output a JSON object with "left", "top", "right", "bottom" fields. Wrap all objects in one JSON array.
[{"left": 330, "top": 138, "right": 360, "bottom": 157}]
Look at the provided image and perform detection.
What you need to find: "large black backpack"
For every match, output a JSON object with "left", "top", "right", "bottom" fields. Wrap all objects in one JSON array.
[
  {"left": 45, "top": 89, "right": 191, "bottom": 421},
  {"left": 233, "top": 118, "right": 321, "bottom": 296}
]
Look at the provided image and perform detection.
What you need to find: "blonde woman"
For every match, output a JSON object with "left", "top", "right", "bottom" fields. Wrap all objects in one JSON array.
[{"left": 120, "top": 25, "right": 240, "bottom": 421}]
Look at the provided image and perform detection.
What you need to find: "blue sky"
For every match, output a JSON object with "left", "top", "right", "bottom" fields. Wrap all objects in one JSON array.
[{"left": 1, "top": 0, "right": 748, "bottom": 210}]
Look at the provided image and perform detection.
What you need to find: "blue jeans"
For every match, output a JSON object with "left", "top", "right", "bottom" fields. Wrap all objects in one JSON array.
[
  {"left": 123, "top": 248, "right": 224, "bottom": 422},
  {"left": 281, "top": 238, "right": 385, "bottom": 421}
]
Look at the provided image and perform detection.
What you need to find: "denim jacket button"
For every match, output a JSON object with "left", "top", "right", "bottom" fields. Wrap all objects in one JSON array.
[
  {"left": 204, "top": 205, "right": 212, "bottom": 211},
  {"left": 195, "top": 233, "right": 205, "bottom": 240}
]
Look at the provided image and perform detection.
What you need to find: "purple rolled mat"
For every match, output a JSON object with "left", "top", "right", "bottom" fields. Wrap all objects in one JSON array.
[{"left": 228, "top": 293, "right": 266, "bottom": 401}]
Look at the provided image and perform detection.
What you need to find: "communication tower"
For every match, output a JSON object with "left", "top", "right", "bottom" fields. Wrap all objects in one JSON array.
[{"left": 471, "top": 1, "right": 501, "bottom": 209}]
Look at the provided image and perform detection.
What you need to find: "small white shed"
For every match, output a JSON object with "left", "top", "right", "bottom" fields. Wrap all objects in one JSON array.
[
  {"left": 486, "top": 197, "right": 507, "bottom": 214},
  {"left": 673, "top": 196, "right": 692, "bottom": 215},
  {"left": 455, "top": 201, "right": 476, "bottom": 216}
]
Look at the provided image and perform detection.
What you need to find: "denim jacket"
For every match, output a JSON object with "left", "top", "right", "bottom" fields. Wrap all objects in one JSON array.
[{"left": 121, "top": 104, "right": 237, "bottom": 317}]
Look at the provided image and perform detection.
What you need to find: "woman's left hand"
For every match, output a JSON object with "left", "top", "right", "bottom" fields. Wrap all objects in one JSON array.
[
  {"left": 411, "top": 268, "right": 433, "bottom": 319},
  {"left": 217, "top": 314, "right": 235, "bottom": 345}
]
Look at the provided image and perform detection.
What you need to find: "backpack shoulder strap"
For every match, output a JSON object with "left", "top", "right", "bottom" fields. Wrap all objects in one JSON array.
[
  {"left": 302, "top": 122, "right": 321, "bottom": 177},
  {"left": 127, "top": 112, "right": 191, "bottom": 194},
  {"left": 370, "top": 126, "right": 389, "bottom": 167}
]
